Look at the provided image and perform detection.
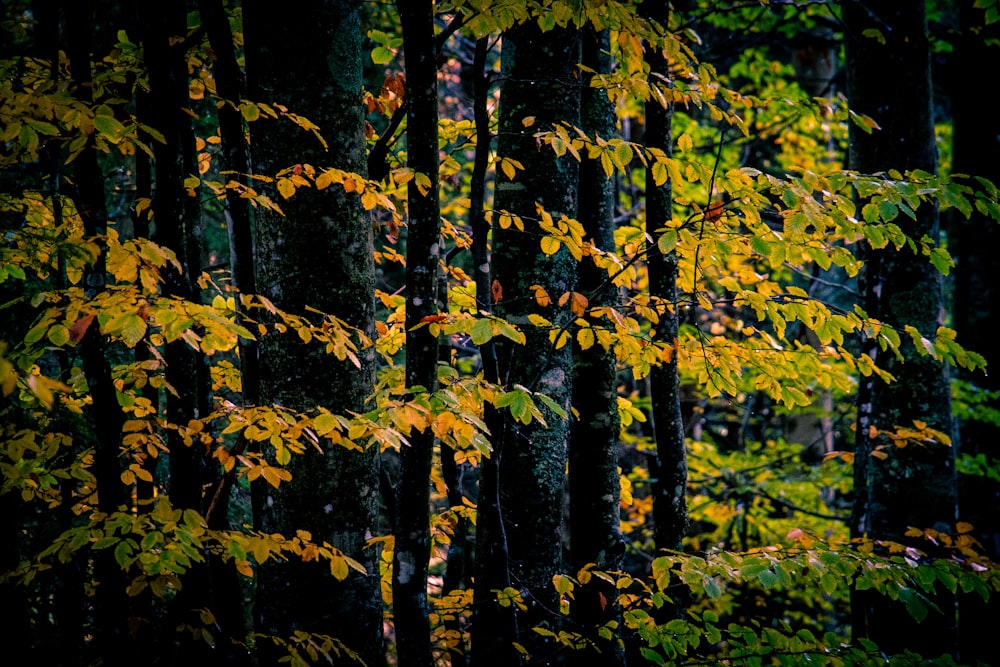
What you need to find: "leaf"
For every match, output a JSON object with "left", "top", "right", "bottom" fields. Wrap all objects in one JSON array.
[
  {"left": 47, "top": 324, "right": 70, "bottom": 347},
  {"left": 530, "top": 284, "right": 551, "bottom": 307},
  {"left": 371, "top": 46, "right": 395, "bottom": 65},
  {"left": 277, "top": 178, "right": 296, "bottom": 199},
  {"left": 93, "top": 115, "right": 127, "bottom": 143},
  {"left": 414, "top": 172, "right": 433, "bottom": 196},
  {"left": 540, "top": 236, "right": 561, "bottom": 255}
]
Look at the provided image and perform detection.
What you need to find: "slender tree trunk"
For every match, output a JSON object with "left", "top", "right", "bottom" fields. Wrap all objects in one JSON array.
[
  {"left": 844, "top": 1, "right": 957, "bottom": 659},
  {"left": 469, "top": 36, "right": 520, "bottom": 667},
  {"left": 198, "top": 0, "right": 259, "bottom": 405},
  {"left": 63, "top": 3, "right": 131, "bottom": 663},
  {"left": 244, "top": 2, "right": 383, "bottom": 664},
  {"left": 642, "top": 2, "right": 688, "bottom": 561},
  {"left": 135, "top": 4, "right": 218, "bottom": 660},
  {"left": 472, "top": 20, "right": 581, "bottom": 667},
  {"left": 393, "top": 3, "right": 441, "bottom": 666},
  {"left": 566, "top": 25, "right": 625, "bottom": 667}
]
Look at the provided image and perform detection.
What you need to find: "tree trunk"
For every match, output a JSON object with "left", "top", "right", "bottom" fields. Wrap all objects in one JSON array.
[
  {"left": 469, "top": 36, "right": 520, "bottom": 667},
  {"left": 393, "top": 2, "right": 441, "bottom": 666},
  {"left": 472, "top": 19, "right": 581, "bottom": 667},
  {"left": 566, "top": 25, "right": 625, "bottom": 667},
  {"left": 642, "top": 1, "right": 689, "bottom": 562},
  {"left": 244, "top": 2, "right": 383, "bottom": 664},
  {"left": 945, "top": 2, "right": 1000, "bottom": 662},
  {"left": 63, "top": 2, "right": 131, "bottom": 662},
  {"left": 844, "top": 1, "right": 957, "bottom": 659},
  {"left": 135, "top": 3, "right": 219, "bottom": 660}
]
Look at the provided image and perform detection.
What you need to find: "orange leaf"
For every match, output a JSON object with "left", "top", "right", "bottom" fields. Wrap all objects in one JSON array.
[
  {"left": 705, "top": 200, "right": 724, "bottom": 223},
  {"left": 491, "top": 279, "right": 503, "bottom": 303},
  {"left": 529, "top": 284, "right": 551, "bottom": 307},
  {"left": 419, "top": 314, "right": 448, "bottom": 324}
]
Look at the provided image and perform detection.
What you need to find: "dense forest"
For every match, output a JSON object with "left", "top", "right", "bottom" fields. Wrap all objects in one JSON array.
[{"left": 2, "top": 1, "right": 1000, "bottom": 665}]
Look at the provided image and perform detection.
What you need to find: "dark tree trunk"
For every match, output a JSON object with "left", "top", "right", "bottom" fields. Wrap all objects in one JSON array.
[
  {"left": 63, "top": 2, "right": 131, "bottom": 662},
  {"left": 197, "top": 0, "right": 260, "bottom": 405},
  {"left": 472, "top": 20, "right": 581, "bottom": 667},
  {"left": 566, "top": 25, "right": 625, "bottom": 667},
  {"left": 844, "top": 0, "right": 957, "bottom": 659},
  {"left": 393, "top": 2, "right": 441, "bottom": 666},
  {"left": 469, "top": 35, "right": 520, "bottom": 667},
  {"left": 642, "top": 1, "right": 689, "bottom": 561},
  {"left": 945, "top": 2, "right": 1000, "bottom": 663},
  {"left": 244, "top": 2, "right": 383, "bottom": 665},
  {"left": 135, "top": 3, "right": 218, "bottom": 660}
]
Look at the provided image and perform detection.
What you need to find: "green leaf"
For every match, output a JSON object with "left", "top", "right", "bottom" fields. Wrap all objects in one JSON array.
[
  {"left": 93, "top": 115, "right": 127, "bottom": 143},
  {"left": 703, "top": 576, "right": 722, "bottom": 599},
  {"left": 47, "top": 324, "right": 70, "bottom": 347},
  {"left": 898, "top": 587, "right": 929, "bottom": 623},
  {"left": 470, "top": 318, "right": 494, "bottom": 345},
  {"left": 371, "top": 46, "right": 394, "bottom": 65}
]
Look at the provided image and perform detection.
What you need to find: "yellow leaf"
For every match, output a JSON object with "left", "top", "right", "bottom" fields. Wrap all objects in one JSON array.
[
  {"left": 277, "top": 178, "right": 296, "bottom": 199},
  {"left": 501, "top": 158, "right": 516, "bottom": 181},
  {"left": 415, "top": 172, "right": 432, "bottom": 196},
  {"left": 330, "top": 554, "right": 349, "bottom": 580},
  {"left": 540, "top": 236, "right": 561, "bottom": 255},
  {"left": 521, "top": 116, "right": 536, "bottom": 127}
]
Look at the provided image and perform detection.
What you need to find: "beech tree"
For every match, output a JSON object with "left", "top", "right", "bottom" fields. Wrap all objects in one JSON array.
[
  {"left": 243, "top": 1, "right": 383, "bottom": 663},
  {"left": 844, "top": 1, "right": 958, "bottom": 658}
]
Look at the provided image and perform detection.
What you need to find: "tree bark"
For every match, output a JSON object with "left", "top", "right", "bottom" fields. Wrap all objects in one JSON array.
[
  {"left": 63, "top": 2, "right": 131, "bottom": 662},
  {"left": 472, "top": 19, "right": 581, "bottom": 667},
  {"left": 393, "top": 2, "right": 441, "bottom": 666},
  {"left": 642, "top": 1, "right": 689, "bottom": 561},
  {"left": 943, "top": 2, "right": 1000, "bottom": 662},
  {"left": 244, "top": 2, "right": 383, "bottom": 665},
  {"left": 566, "top": 25, "right": 625, "bottom": 667},
  {"left": 469, "top": 36, "right": 520, "bottom": 667},
  {"left": 844, "top": 1, "right": 957, "bottom": 659},
  {"left": 135, "top": 3, "right": 220, "bottom": 660}
]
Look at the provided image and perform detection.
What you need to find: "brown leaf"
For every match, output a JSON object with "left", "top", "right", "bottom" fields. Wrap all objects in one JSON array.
[
  {"left": 69, "top": 314, "right": 95, "bottom": 344},
  {"left": 491, "top": 279, "right": 502, "bottom": 303}
]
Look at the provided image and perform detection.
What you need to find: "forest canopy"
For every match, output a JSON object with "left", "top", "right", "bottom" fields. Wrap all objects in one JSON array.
[{"left": 2, "top": 1, "right": 1000, "bottom": 666}]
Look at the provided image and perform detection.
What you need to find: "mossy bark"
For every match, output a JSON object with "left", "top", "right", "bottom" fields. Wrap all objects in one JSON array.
[
  {"left": 845, "top": 0, "right": 957, "bottom": 658},
  {"left": 244, "top": 2, "right": 383, "bottom": 664},
  {"left": 472, "top": 20, "right": 580, "bottom": 667},
  {"left": 566, "top": 26, "right": 625, "bottom": 667}
]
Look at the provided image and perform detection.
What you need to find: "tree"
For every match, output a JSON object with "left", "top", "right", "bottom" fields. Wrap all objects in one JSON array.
[
  {"left": 844, "top": 0, "right": 957, "bottom": 658},
  {"left": 642, "top": 0, "right": 689, "bottom": 564},
  {"left": 566, "top": 24, "right": 625, "bottom": 666},
  {"left": 472, "top": 15, "right": 581, "bottom": 667},
  {"left": 243, "top": 1, "right": 383, "bottom": 663},
  {"left": 393, "top": 2, "right": 442, "bottom": 665},
  {"left": 948, "top": 3, "right": 1000, "bottom": 662}
]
